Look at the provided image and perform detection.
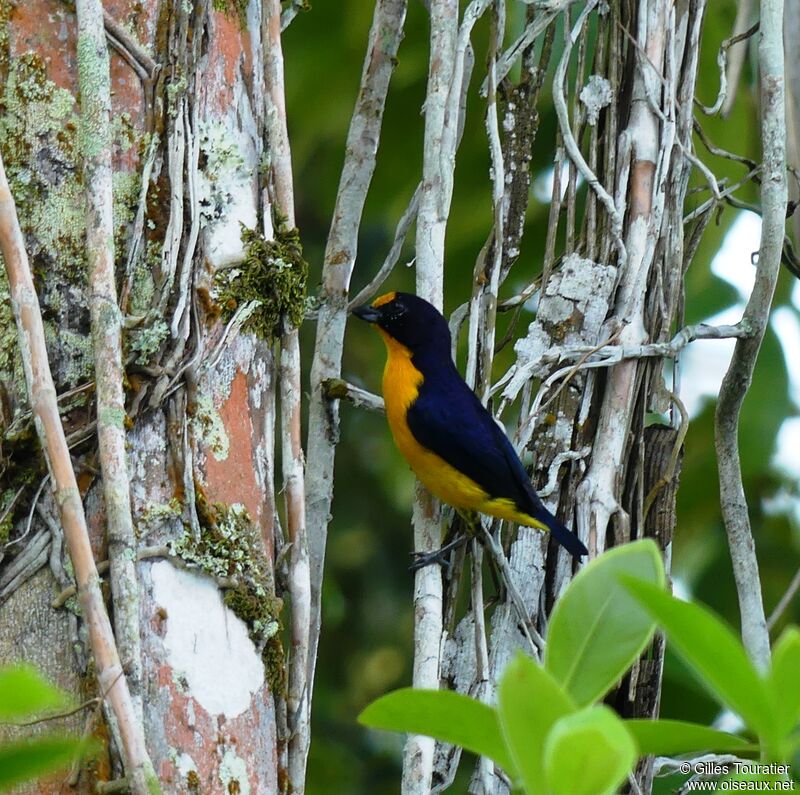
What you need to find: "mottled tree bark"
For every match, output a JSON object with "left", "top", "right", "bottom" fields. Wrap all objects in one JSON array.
[{"left": 1, "top": 1, "right": 285, "bottom": 790}]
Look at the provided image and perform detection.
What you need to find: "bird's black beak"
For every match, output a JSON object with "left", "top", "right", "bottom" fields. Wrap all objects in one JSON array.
[{"left": 352, "top": 304, "right": 382, "bottom": 323}]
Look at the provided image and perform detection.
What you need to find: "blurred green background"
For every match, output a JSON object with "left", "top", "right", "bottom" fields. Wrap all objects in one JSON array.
[{"left": 281, "top": 2, "right": 800, "bottom": 791}]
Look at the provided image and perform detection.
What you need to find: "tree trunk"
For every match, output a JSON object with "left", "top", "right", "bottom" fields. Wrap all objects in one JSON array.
[{"left": 1, "top": 1, "right": 287, "bottom": 790}]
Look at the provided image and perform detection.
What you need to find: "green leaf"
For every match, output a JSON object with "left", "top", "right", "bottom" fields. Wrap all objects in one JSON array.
[
  {"left": 358, "top": 688, "right": 516, "bottom": 775},
  {"left": 0, "top": 666, "right": 69, "bottom": 721},
  {"left": 624, "top": 580, "right": 776, "bottom": 742},
  {"left": 497, "top": 653, "right": 575, "bottom": 795},
  {"left": 544, "top": 539, "right": 665, "bottom": 706},
  {"left": 543, "top": 706, "right": 637, "bottom": 795},
  {"left": 769, "top": 626, "right": 800, "bottom": 739},
  {"left": 0, "top": 736, "right": 83, "bottom": 791},
  {"left": 626, "top": 719, "right": 753, "bottom": 756}
]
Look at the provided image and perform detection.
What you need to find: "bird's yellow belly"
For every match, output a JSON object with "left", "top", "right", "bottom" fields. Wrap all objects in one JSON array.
[
  {"left": 382, "top": 334, "right": 541, "bottom": 526},
  {"left": 379, "top": 332, "right": 547, "bottom": 531},
  {"left": 391, "top": 418, "right": 543, "bottom": 529},
  {"left": 378, "top": 336, "right": 485, "bottom": 510},
  {"left": 390, "top": 415, "right": 488, "bottom": 510}
]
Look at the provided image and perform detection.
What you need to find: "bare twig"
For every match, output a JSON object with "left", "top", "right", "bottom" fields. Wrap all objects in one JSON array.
[
  {"left": 767, "top": 567, "right": 800, "bottom": 631},
  {"left": 642, "top": 392, "right": 689, "bottom": 525},
  {"left": 348, "top": 182, "right": 421, "bottom": 310},
  {"left": 281, "top": 0, "right": 308, "bottom": 30},
  {"left": 0, "top": 529, "right": 51, "bottom": 602},
  {"left": 479, "top": 523, "right": 544, "bottom": 654},
  {"left": 305, "top": 5, "right": 408, "bottom": 758},
  {"left": 102, "top": 10, "right": 157, "bottom": 80},
  {"left": 263, "top": 1, "right": 311, "bottom": 789},
  {"left": 3, "top": 475, "right": 48, "bottom": 550},
  {"left": 481, "top": 0, "right": 573, "bottom": 93},
  {"left": 75, "top": 0, "right": 146, "bottom": 735},
  {"left": 715, "top": 0, "right": 786, "bottom": 673},
  {"left": 464, "top": 0, "right": 504, "bottom": 401},
  {"left": 0, "top": 151, "right": 159, "bottom": 795},
  {"left": 403, "top": 0, "right": 459, "bottom": 789},
  {"left": 65, "top": 697, "right": 103, "bottom": 787},
  {"left": 322, "top": 379, "right": 384, "bottom": 413},
  {"left": 696, "top": 20, "right": 759, "bottom": 116},
  {"left": 469, "top": 539, "right": 494, "bottom": 789},
  {"left": 721, "top": 0, "right": 756, "bottom": 117},
  {"left": 553, "top": 0, "right": 626, "bottom": 264}
]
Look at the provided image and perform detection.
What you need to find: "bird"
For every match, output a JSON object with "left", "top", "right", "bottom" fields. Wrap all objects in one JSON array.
[{"left": 352, "top": 291, "right": 588, "bottom": 560}]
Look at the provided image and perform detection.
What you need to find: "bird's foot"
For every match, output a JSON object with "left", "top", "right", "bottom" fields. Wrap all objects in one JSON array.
[{"left": 409, "top": 534, "right": 468, "bottom": 574}]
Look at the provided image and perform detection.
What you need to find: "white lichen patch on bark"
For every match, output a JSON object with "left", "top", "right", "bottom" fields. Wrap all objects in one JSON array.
[
  {"left": 205, "top": 333, "right": 258, "bottom": 401},
  {"left": 219, "top": 750, "right": 250, "bottom": 795},
  {"left": 198, "top": 111, "right": 258, "bottom": 271},
  {"left": 503, "top": 253, "right": 616, "bottom": 401},
  {"left": 149, "top": 560, "right": 264, "bottom": 719},
  {"left": 579, "top": 74, "right": 613, "bottom": 126},
  {"left": 172, "top": 750, "right": 199, "bottom": 781}
]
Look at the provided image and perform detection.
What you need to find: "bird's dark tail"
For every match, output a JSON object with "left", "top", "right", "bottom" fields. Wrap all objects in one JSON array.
[{"left": 541, "top": 510, "right": 588, "bottom": 558}]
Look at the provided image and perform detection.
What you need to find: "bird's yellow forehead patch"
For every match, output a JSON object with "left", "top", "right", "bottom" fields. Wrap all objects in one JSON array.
[{"left": 372, "top": 291, "right": 397, "bottom": 308}]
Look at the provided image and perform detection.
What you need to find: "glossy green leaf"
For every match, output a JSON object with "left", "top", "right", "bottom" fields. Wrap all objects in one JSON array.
[
  {"left": 769, "top": 626, "right": 800, "bottom": 739},
  {"left": 358, "top": 688, "right": 516, "bottom": 775},
  {"left": 625, "top": 580, "right": 776, "bottom": 742},
  {"left": 0, "top": 736, "right": 83, "bottom": 791},
  {"left": 0, "top": 666, "right": 69, "bottom": 721},
  {"left": 543, "top": 706, "right": 637, "bottom": 795},
  {"left": 544, "top": 539, "right": 665, "bottom": 706},
  {"left": 626, "top": 719, "right": 753, "bottom": 756},
  {"left": 497, "top": 653, "right": 575, "bottom": 795}
]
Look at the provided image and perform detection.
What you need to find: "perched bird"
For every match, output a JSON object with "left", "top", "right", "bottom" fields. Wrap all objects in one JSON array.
[{"left": 353, "top": 291, "right": 587, "bottom": 559}]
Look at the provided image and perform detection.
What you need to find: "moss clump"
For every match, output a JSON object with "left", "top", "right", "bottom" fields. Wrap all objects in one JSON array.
[
  {"left": 169, "top": 490, "right": 285, "bottom": 693},
  {"left": 214, "top": 223, "right": 308, "bottom": 339}
]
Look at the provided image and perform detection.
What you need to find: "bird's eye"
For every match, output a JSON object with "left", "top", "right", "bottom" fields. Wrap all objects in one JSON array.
[{"left": 388, "top": 304, "right": 406, "bottom": 321}]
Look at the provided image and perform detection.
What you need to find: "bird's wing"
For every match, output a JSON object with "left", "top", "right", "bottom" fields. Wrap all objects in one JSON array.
[
  {"left": 407, "top": 370, "right": 588, "bottom": 558},
  {"left": 406, "top": 375, "right": 531, "bottom": 508}
]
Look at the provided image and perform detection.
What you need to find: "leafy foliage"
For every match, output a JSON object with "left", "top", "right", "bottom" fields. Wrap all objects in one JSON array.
[
  {"left": 359, "top": 542, "right": 766, "bottom": 794},
  {"left": 543, "top": 706, "right": 636, "bottom": 795},
  {"left": 626, "top": 580, "right": 800, "bottom": 767},
  {"left": 544, "top": 540, "right": 665, "bottom": 706},
  {"left": 0, "top": 664, "right": 90, "bottom": 792}
]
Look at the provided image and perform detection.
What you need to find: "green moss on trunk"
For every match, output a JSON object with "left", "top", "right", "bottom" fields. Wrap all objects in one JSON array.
[{"left": 213, "top": 223, "right": 308, "bottom": 340}]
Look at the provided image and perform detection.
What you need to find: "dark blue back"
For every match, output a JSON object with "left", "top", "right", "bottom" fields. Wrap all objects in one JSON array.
[{"left": 406, "top": 348, "right": 543, "bottom": 515}]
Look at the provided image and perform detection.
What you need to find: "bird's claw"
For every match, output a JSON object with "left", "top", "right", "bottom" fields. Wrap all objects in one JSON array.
[
  {"left": 409, "top": 548, "right": 450, "bottom": 574},
  {"left": 408, "top": 535, "right": 468, "bottom": 574}
]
